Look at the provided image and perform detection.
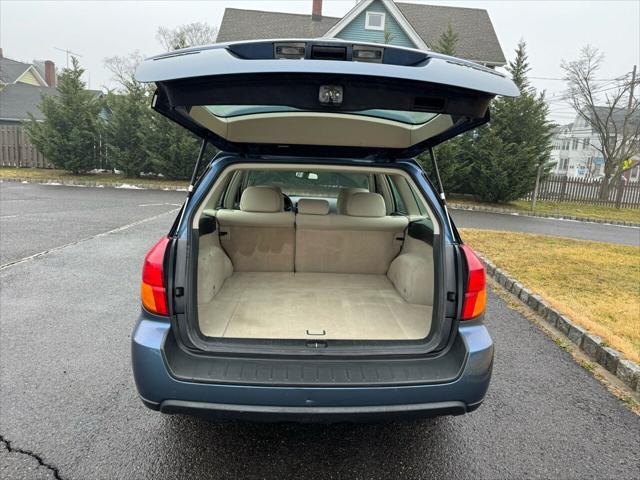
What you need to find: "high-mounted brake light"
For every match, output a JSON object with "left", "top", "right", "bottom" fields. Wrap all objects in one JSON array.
[
  {"left": 141, "top": 237, "right": 170, "bottom": 316},
  {"left": 460, "top": 244, "right": 486, "bottom": 320}
]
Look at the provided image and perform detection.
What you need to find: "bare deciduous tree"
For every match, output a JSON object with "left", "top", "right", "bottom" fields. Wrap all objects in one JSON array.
[
  {"left": 104, "top": 51, "right": 145, "bottom": 91},
  {"left": 156, "top": 22, "right": 218, "bottom": 51},
  {"left": 562, "top": 46, "right": 639, "bottom": 199}
]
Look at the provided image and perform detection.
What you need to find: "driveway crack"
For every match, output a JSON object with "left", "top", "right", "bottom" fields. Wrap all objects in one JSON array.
[{"left": 1, "top": 434, "right": 64, "bottom": 480}]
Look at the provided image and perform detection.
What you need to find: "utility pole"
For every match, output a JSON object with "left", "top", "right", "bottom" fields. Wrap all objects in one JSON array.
[
  {"left": 627, "top": 65, "right": 637, "bottom": 112},
  {"left": 614, "top": 64, "right": 637, "bottom": 209}
]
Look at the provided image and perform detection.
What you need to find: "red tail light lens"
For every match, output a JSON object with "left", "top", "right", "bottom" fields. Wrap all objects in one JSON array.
[
  {"left": 460, "top": 244, "right": 486, "bottom": 320},
  {"left": 141, "top": 237, "right": 170, "bottom": 316}
]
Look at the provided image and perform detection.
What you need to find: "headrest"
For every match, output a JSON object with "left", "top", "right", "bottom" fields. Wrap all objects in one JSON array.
[
  {"left": 297, "top": 198, "right": 329, "bottom": 215},
  {"left": 240, "top": 186, "right": 283, "bottom": 213},
  {"left": 336, "top": 187, "right": 368, "bottom": 214},
  {"left": 346, "top": 192, "right": 386, "bottom": 217}
]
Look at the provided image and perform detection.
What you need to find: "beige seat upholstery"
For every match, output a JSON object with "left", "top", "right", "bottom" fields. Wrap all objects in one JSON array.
[
  {"left": 336, "top": 187, "right": 368, "bottom": 214},
  {"left": 297, "top": 198, "right": 330, "bottom": 215},
  {"left": 295, "top": 192, "right": 408, "bottom": 274},
  {"left": 217, "top": 186, "right": 295, "bottom": 272}
]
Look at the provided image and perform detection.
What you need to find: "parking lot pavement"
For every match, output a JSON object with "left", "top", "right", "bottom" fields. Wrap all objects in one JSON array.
[
  {"left": 0, "top": 182, "right": 185, "bottom": 266},
  {"left": 450, "top": 208, "right": 640, "bottom": 246},
  {"left": 1, "top": 184, "right": 639, "bottom": 479}
]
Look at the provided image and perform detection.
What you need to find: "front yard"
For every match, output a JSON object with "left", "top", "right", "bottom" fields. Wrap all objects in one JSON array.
[
  {"left": 0, "top": 167, "right": 188, "bottom": 188},
  {"left": 461, "top": 228, "right": 640, "bottom": 363}
]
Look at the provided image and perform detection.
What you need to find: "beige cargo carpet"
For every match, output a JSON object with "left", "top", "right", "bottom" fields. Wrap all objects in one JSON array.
[{"left": 198, "top": 272, "right": 432, "bottom": 340}]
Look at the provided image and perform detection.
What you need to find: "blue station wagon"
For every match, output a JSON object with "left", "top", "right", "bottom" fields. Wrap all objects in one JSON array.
[{"left": 131, "top": 39, "right": 519, "bottom": 421}]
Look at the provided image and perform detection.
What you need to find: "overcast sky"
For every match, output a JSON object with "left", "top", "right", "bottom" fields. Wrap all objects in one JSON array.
[{"left": 2, "top": 0, "right": 639, "bottom": 124}]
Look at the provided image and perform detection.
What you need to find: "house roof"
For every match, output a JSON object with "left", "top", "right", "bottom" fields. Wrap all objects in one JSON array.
[
  {"left": 395, "top": 2, "right": 505, "bottom": 64},
  {"left": 0, "top": 57, "right": 32, "bottom": 84},
  {"left": 0, "top": 83, "right": 59, "bottom": 121},
  {"left": 0, "top": 82, "right": 102, "bottom": 122},
  {"left": 590, "top": 106, "right": 640, "bottom": 130},
  {"left": 217, "top": 8, "right": 339, "bottom": 42},
  {"left": 216, "top": 2, "right": 506, "bottom": 65}
]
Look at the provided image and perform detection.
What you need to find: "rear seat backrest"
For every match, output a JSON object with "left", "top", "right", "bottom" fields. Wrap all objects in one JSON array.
[
  {"left": 336, "top": 187, "right": 368, "bottom": 214},
  {"left": 217, "top": 186, "right": 295, "bottom": 272},
  {"left": 295, "top": 192, "right": 408, "bottom": 274}
]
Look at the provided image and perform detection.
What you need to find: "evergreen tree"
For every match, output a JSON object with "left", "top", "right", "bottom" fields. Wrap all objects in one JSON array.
[
  {"left": 469, "top": 40, "right": 554, "bottom": 202},
  {"left": 432, "top": 23, "right": 458, "bottom": 56},
  {"left": 418, "top": 132, "right": 474, "bottom": 194},
  {"left": 103, "top": 83, "right": 152, "bottom": 177},
  {"left": 25, "top": 57, "right": 101, "bottom": 173},
  {"left": 419, "top": 23, "right": 465, "bottom": 193},
  {"left": 145, "top": 115, "right": 201, "bottom": 180}
]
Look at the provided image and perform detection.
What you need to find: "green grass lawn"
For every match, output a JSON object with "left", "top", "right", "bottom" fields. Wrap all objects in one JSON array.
[
  {"left": 0, "top": 167, "right": 188, "bottom": 188},
  {"left": 449, "top": 196, "right": 640, "bottom": 224},
  {"left": 461, "top": 228, "right": 640, "bottom": 363}
]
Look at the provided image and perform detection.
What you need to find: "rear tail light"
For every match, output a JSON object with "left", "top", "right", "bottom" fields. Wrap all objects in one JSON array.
[
  {"left": 460, "top": 244, "right": 486, "bottom": 320},
  {"left": 141, "top": 237, "right": 170, "bottom": 316}
]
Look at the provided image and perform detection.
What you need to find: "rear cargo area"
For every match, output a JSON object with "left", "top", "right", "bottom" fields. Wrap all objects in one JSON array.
[
  {"left": 194, "top": 173, "right": 437, "bottom": 343},
  {"left": 198, "top": 272, "right": 432, "bottom": 340}
]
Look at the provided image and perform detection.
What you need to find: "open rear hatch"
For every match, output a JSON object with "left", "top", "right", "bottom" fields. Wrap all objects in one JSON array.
[
  {"left": 136, "top": 40, "right": 517, "bottom": 358},
  {"left": 136, "top": 39, "right": 518, "bottom": 159}
]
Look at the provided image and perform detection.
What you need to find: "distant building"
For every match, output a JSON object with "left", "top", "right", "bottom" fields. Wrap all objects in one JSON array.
[
  {"left": 217, "top": 0, "right": 506, "bottom": 67},
  {"left": 0, "top": 48, "right": 59, "bottom": 125},
  {"left": 0, "top": 49, "right": 101, "bottom": 126},
  {"left": 549, "top": 110, "right": 640, "bottom": 183}
]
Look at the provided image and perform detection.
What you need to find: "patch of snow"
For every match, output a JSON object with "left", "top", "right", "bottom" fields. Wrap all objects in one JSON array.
[{"left": 115, "top": 183, "right": 145, "bottom": 190}]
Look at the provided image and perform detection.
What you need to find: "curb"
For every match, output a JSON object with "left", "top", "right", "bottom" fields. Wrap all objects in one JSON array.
[
  {"left": 479, "top": 254, "right": 640, "bottom": 393},
  {"left": 0, "top": 176, "right": 188, "bottom": 192},
  {"left": 449, "top": 203, "right": 640, "bottom": 228}
]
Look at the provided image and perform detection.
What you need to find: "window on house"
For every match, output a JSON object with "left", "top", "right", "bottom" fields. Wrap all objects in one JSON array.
[
  {"left": 572, "top": 138, "right": 579, "bottom": 150},
  {"left": 560, "top": 158, "right": 569, "bottom": 170},
  {"left": 365, "top": 11, "right": 386, "bottom": 30},
  {"left": 582, "top": 138, "right": 589, "bottom": 149}
]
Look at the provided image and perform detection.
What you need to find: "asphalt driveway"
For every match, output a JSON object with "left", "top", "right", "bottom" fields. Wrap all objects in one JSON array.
[
  {"left": 450, "top": 208, "right": 640, "bottom": 246},
  {"left": 1, "top": 184, "right": 638, "bottom": 479}
]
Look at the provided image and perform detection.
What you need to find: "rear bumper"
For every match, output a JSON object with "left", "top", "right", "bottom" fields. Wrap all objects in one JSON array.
[{"left": 131, "top": 313, "right": 493, "bottom": 422}]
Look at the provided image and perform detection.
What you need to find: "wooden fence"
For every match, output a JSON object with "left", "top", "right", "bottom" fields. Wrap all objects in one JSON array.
[
  {"left": 0, "top": 125, "right": 53, "bottom": 168},
  {"left": 523, "top": 174, "right": 640, "bottom": 209}
]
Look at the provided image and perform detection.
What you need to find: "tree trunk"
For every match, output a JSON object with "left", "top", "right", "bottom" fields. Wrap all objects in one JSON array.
[
  {"left": 531, "top": 164, "right": 543, "bottom": 212},
  {"left": 599, "top": 173, "right": 612, "bottom": 201}
]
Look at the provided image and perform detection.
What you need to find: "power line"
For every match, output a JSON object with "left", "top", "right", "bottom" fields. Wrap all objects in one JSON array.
[{"left": 530, "top": 76, "right": 625, "bottom": 81}]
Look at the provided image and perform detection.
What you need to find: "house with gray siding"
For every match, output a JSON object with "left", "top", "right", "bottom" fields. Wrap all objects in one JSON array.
[{"left": 217, "top": 0, "right": 506, "bottom": 66}]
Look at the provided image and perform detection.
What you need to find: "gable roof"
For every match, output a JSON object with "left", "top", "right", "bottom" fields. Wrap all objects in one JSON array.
[
  {"left": 323, "top": 0, "right": 428, "bottom": 50},
  {"left": 0, "top": 57, "right": 31, "bottom": 84},
  {"left": 216, "top": 2, "right": 505, "bottom": 65},
  {"left": 0, "top": 56, "right": 48, "bottom": 86},
  {"left": 217, "top": 8, "right": 339, "bottom": 43},
  {"left": 0, "top": 83, "right": 59, "bottom": 121},
  {"left": 0, "top": 82, "right": 102, "bottom": 122},
  {"left": 589, "top": 106, "right": 640, "bottom": 131},
  {"left": 395, "top": 2, "right": 505, "bottom": 65}
]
